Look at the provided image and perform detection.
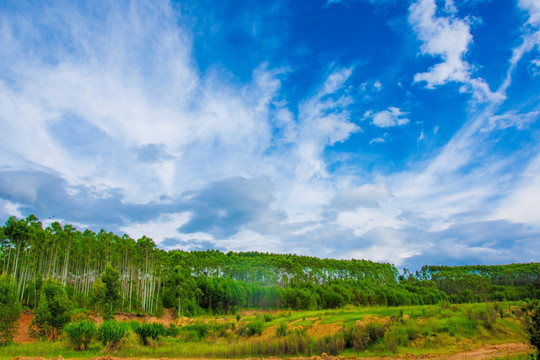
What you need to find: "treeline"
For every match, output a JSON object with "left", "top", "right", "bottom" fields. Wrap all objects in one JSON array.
[
  {"left": 417, "top": 264, "right": 540, "bottom": 303},
  {"left": 0, "top": 215, "right": 538, "bottom": 316}
]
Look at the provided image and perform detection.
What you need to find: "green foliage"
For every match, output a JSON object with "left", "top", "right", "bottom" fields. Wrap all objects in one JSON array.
[
  {"left": 526, "top": 301, "right": 540, "bottom": 356},
  {"left": 29, "top": 279, "right": 71, "bottom": 340},
  {"left": 0, "top": 214, "right": 539, "bottom": 326},
  {"left": 0, "top": 274, "right": 21, "bottom": 345},
  {"left": 63, "top": 320, "right": 97, "bottom": 350},
  {"left": 247, "top": 320, "right": 264, "bottom": 336},
  {"left": 276, "top": 322, "right": 288, "bottom": 337},
  {"left": 344, "top": 321, "right": 386, "bottom": 351},
  {"left": 133, "top": 322, "right": 167, "bottom": 346},
  {"left": 100, "top": 265, "right": 121, "bottom": 319},
  {"left": 88, "top": 278, "right": 106, "bottom": 319},
  {"left": 167, "top": 323, "right": 179, "bottom": 337},
  {"left": 181, "top": 323, "right": 211, "bottom": 340},
  {"left": 98, "top": 320, "right": 129, "bottom": 351},
  {"left": 404, "top": 321, "right": 421, "bottom": 341}
]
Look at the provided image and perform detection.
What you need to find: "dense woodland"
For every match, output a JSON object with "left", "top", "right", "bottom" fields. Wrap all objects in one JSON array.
[{"left": 1, "top": 215, "right": 539, "bottom": 317}]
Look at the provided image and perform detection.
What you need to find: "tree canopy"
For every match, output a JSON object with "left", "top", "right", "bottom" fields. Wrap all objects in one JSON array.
[{"left": 0, "top": 215, "right": 538, "bottom": 316}]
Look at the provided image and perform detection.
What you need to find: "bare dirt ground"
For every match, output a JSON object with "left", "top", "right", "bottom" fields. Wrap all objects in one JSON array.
[
  {"left": 114, "top": 308, "right": 177, "bottom": 324},
  {"left": 14, "top": 312, "right": 35, "bottom": 343}
]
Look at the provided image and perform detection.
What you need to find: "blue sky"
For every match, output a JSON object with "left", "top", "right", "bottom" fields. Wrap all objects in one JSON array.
[{"left": 0, "top": 0, "right": 539, "bottom": 269}]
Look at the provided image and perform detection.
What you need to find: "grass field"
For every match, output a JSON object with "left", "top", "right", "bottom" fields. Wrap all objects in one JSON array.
[{"left": 1, "top": 302, "right": 534, "bottom": 359}]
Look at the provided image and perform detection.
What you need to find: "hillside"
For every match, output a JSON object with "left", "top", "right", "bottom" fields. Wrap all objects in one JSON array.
[{"left": 0, "top": 303, "right": 534, "bottom": 359}]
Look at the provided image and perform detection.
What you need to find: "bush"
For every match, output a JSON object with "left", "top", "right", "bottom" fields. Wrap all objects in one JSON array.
[
  {"left": 365, "top": 322, "right": 386, "bottom": 343},
  {"left": 0, "top": 274, "right": 21, "bottom": 346},
  {"left": 182, "top": 323, "right": 211, "bottom": 340},
  {"left": 64, "top": 320, "right": 97, "bottom": 350},
  {"left": 344, "top": 324, "right": 370, "bottom": 350},
  {"left": 345, "top": 322, "right": 386, "bottom": 351},
  {"left": 29, "top": 278, "right": 71, "bottom": 340},
  {"left": 526, "top": 301, "right": 540, "bottom": 357},
  {"left": 98, "top": 320, "right": 129, "bottom": 351},
  {"left": 167, "top": 323, "right": 179, "bottom": 337},
  {"left": 247, "top": 320, "right": 264, "bottom": 336},
  {"left": 315, "top": 333, "right": 346, "bottom": 355},
  {"left": 276, "top": 322, "right": 288, "bottom": 337},
  {"left": 405, "top": 321, "right": 421, "bottom": 341},
  {"left": 134, "top": 322, "right": 167, "bottom": 346}
]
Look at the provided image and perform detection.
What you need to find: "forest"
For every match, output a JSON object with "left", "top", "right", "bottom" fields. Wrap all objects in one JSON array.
[{"left": 1, "top": 214, "right": 538, "bottom": 318}]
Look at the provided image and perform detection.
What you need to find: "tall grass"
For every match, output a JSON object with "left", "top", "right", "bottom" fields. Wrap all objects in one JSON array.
[
  {"left": 98, "top": 320, "right": 130, "bottom": 351},
  {"left": 1, "top": 302, "right": 530, "bottom": 359},
  {"left": 63, "top": 320, "right": 97, "bottom": 350}
]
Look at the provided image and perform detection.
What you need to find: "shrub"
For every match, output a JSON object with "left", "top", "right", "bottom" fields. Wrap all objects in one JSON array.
[
  {"left": 405, "top": 321, "right": 421, "bottom": 341},
  {"left": 167, "top": 323, "right": 179, "bottom": 337},
  {"left": 0, "top": 274, "right": 21, "bottom": 346},
  {"left": 385, "top": 328, "right": 409, "bottom": 349},
  {"left": 345, "top": 324, "right": 370, "bottom": 350},
  {"left": 64, "top": 320, "right": 97, "bottom": 350},
  {"left": 526, "top": 301, "right": 540, "bottom": 357},
  {"left": 247, "top": 320, "right": 264, "bottom": 336},
  {"left": 315, "top": 333, "right": 346, "bottom": 355},
  {"left": 365, "top": 322, "right": 386, "bottom": 343},
  {"left": 98, "top": 320, "right": 129, "bottom": 351},
  {"left": 134, "top": 322, "right": 167, "bottom": 346},
  {"left": 29, "top": 278, "right": 71, "bottom": 340},
  {"left": 276, "top": 322, "right": 288, "bottom": 337},
  {"left": 182, "top": 323, "right": 211, "bottom": 340}
]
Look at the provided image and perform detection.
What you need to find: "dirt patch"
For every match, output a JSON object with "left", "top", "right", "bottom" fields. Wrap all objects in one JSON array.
[
  {"left": 14, "top": 312, "right": 36, "bottom": 344},
  {"left": 114, "top": 308, "right": 177, "bottom": 325}
]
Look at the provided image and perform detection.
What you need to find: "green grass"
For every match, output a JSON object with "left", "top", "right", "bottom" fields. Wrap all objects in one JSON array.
[
  {"left": 0, "top": 340, "right": 102, "bottom": 360},
  {"left": 0, "top": 302, "right": 532, "bottom": 359}
]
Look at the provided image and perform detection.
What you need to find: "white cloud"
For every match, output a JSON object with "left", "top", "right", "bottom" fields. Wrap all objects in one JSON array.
[
  {"left": 346, "top": 228, "right": 421, "bottom": 266},
  {"left": 370, "top": 137, "right": 385, "bottom": 144},
  {"left": 331, "top": 183, "right": 392, "bottom": 210},
  {"left": 519, "top": 0, "right": 540, "bottom": 26},
  {"left": 409, "top": 0, "right": 471, "bottom": 87},
  {"left": 530, "top": 59, "right": 540, "bottom": 76},
  {"left": 493, "top": 153, "right": 540, "bottom": 226},
  {"left": 0, "top": 1, "right": 287, "bottom": 206},
  {"left": 120, "top": 212, "right": 191, "bottom": 243},
  {"left": 483, "top": 110, "right": 539, "bottom": 132},
  {"left": 370, "top": 107, "right": 409, "bottom": 128},
  {"left": 409, "top": 0, "right": 503, "bottom": 102},
  {"left": 337, "top": 202, "right": 404, "bottom": 237},
  {"left": 290, "top": 67, "right": 360, "bottom": 183}
]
